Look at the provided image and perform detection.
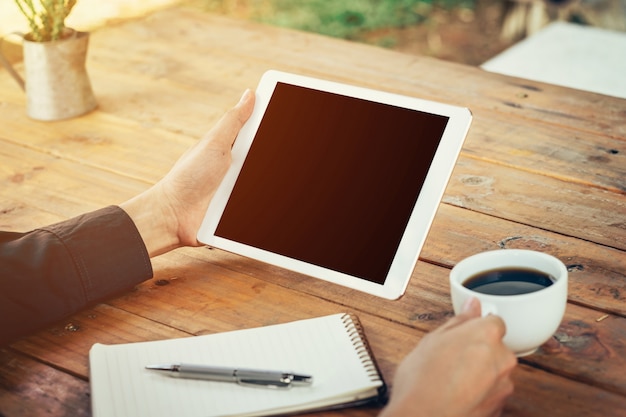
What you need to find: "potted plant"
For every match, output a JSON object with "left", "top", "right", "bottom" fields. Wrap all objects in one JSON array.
[
  {"left": 0, "top": 0, "right": 97, "bottom": 121},
  {"left": 16, "top": 0, "right": 78, "bottom": 42}
]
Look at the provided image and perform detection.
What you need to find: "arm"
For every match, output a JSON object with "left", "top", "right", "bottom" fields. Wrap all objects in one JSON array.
[
  {"left": 0, "top": 207, "right": 152, "bottom": 345},
  {"left": 0, "top": 90, "right": 255, "bottom": 345},
  {"left": 379, "top": 298, "right": 517, "bottom": 417}
]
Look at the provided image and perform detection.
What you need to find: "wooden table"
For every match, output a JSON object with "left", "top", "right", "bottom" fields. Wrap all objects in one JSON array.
[{"left": 1, "top": 3, "right": 625, "bottom": 416}]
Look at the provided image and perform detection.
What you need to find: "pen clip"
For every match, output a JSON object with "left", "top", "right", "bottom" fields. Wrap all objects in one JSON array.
[{"left": 237, "top": 373, "right": 293, "bottom": 389}]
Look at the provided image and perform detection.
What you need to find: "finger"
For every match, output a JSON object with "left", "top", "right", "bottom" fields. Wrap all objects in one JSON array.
[
  {"left": 235, "top": 88, "right": 255, "bottom": 121},
  {"left": 208, "top": 89, "right": 256, "bottom": 150},
  {"left": 436, "top": 311, "right": 476, "bottom": 333},
  {"left": 462, "top": 296, "right": 482, "bottom": 316},
  {"left": 481, "top": 314, "right": 508, "bottom": 341},
  {"left": 436, "top": 309, "right": 508, "bottom": 345},
  {"left": 168, "top": 90, "right": 255, "bottom": 167},
  {"left": 231, "top": 88, "right": 256, "bottom": 134},
  {"left": 436, "top": 297, "right": 482, "bottom": 333}
]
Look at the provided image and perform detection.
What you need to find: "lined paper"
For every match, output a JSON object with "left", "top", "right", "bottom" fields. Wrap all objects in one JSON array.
[{"left": 90, "top": 313, "right": 384, "bottom": 417}]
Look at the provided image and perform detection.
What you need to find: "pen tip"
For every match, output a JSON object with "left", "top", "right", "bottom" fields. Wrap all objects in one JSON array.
[
  {"left": 292, "top": 374, "right": 314, "bottom": 386},
  {"left": 145, "top": 364, "right": 172, "bottom": 371}
]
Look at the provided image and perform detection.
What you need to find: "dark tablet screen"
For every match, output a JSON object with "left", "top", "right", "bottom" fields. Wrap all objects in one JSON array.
[{"left": 215, "top": 82, "right": 449, "bottom": 284}]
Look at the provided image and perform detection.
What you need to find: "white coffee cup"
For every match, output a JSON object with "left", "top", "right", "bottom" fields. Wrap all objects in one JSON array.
[{"left": 449, "top": 249, "right": 568, "bottom": 356}]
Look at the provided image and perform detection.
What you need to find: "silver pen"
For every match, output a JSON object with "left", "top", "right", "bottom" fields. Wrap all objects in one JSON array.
[{"left": 145, "top": 363, "right": 313, "bottom": 389}]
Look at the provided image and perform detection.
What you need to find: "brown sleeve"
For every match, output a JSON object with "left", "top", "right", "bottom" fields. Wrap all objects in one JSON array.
[{"left": 0, "top": 206, "right": 153, "bottom": 345}]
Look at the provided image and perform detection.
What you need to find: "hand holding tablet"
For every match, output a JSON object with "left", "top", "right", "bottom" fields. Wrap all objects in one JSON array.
[{"left": 198, "top": 70, "right": 472, "bottom": 299}]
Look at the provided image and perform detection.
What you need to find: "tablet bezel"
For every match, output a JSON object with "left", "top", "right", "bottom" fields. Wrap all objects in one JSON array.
[{"left": 197, "top": 70, "right": 472, "bottom": 299}]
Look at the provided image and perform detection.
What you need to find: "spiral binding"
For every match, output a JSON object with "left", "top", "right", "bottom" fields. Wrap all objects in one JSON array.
[{"left": 341, "top": 313, "right": 385, "bottom": 384}]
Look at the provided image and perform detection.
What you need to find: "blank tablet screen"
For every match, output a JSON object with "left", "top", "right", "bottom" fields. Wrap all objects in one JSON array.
[{"left": 214, "top": 82, "right": 449, "bottom": 285}]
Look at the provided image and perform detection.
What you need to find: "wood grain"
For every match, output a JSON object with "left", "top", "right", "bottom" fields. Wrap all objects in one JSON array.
[
  {"left": 0, "top": 4, "right": 624, "bottom": 417},
  {"left": 0, "top": 348, "right": 90, "bottom": 417}
]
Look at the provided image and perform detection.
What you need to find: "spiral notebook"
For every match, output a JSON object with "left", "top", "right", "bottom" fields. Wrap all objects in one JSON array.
[{"left": 89, "top": 313, "right": 386, "bottom": 417}]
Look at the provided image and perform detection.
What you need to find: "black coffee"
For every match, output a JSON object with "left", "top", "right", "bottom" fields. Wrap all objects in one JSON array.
[{"left": 463, "top": 267, "right": 555, "bottom": 295}]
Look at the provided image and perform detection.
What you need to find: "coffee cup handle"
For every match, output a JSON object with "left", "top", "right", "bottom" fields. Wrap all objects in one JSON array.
[{"left": 480, "top": 301, "right": 498, "bottom": 317}]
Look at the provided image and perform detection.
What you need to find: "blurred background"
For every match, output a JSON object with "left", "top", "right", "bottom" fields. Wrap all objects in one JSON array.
[{"left": 1, "top": 0, "right": 624, "bottom": 66}]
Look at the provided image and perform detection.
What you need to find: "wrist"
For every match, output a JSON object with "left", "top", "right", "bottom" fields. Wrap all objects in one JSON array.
[{"left": 120, "top": 186, "right": 180, "bottom": 257}]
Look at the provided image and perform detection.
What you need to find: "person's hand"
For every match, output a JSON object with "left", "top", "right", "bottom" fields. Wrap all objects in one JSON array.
[
  {"left": 121, "top": 89, "right": 255, "bottom": 256},
  {"left": 380, "top": 297, "right": 517, "bottom": 417}
]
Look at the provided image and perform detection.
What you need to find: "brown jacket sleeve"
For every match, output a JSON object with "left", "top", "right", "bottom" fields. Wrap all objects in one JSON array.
[{"left": 0, "top": 206, "right": 153, "bottom": 345}]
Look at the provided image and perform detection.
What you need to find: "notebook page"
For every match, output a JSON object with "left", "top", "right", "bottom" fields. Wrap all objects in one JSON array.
[{"left": 90, "top": 313, "right": 383, "bottom": 417}]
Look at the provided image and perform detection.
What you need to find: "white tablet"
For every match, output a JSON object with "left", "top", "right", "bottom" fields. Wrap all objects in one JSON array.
[{"left": 198, "top": 70, "right": 472, "bottom": 299}]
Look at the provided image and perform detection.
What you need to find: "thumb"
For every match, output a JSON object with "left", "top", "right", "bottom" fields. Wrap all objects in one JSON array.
[
  {"left": 218, "top": 88, "right": 256, "bottom": 149},
  {"left": 197, "top": 89, "right": 256, "bottom": 154}
]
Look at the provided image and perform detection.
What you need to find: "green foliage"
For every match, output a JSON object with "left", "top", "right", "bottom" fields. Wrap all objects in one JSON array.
[
  {"left": 260, "top": 0, "right": 428, "bottom": 39},
  {"left": 13, "top": 0, "right": 77, "bottom": 42},
  {"left": 203, "top": 0, "right": 474, "bottom": 40}
]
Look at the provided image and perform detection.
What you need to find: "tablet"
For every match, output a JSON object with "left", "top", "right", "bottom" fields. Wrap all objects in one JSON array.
[{"left": 198, "top": 70, "right": 472, "bottom": 299}]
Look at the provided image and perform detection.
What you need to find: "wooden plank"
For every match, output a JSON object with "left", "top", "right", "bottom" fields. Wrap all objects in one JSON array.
[
  {"left": 2, "top": 111, "right": 624, "bottom": 254},
  {"left": 10, "top": 247, "right": 626, "bottom": 416},
  {"left": 532, "top": 304, "right": 626, "bottom": 395},
  {"left": 507, "top": 366, "right": 626, "bottom": 417},
  {"left": 2, "top": 12, "right": 624, "bottom": 197},
  {"left": 3, "top": 141, "right": 625, "bottom": 409},
  {"left": 1, "top": 162, "right": 623, "bottom": 412},
  {"left": 0, "top": 139, "right": 150, "bottom": 227},
  {"left": 112, "top": 250, "right": 389, "bottom": 337},
  {"left": 425, "top": 204, "right": 626, "bottom": 316},
  {"left": 100, "top": 249, "right": 626, "bottom": 396},
  {"left": 2, "top": 61, "right": 621, "bottom": 410},
  {"left": 0, "top": 109, "right": 193, "bottom": 185},
  {"left": 4, "top": 345, "right": 626, "bottom": 417},
  {"left": 2, "top": 10, "right": 624, "bottom": 145},
  {"left": 2, "top": 136, "right": 622, "bottom": 390},
  {"left": 1, "top": 6, "right": 625, "bottom": 416},
  {"left": 174, "top": 202, "right": 626, "bottom": 323},
  {"left": 445, "top": 158, "right": 626, "bottom": 251},
  {"left": 0, "top": 42, "right": 249, "bottom": 141},
  {"left": 146, "top": 214, "right": 626, "bottom": 395},
  {"left": 0, "top": 348, "right": 90, "bottom": 417},
  {"left": 2, "top": 87, "right": 623, "bottom": 197},
  {"left": 10, "top": 304, "right": 192, "bottom": 378},
  {"left": 462, "top": 111, "right": 626, "bottom": 194},
  {"left": 91, "top": 10, "right": 626, "bottom": 153},
  {"left": 84, "top": 6, "right": 626, "bottom": 136},
  {"left": 2, "top": 86, "right": 623, "bottom": 202},
  {"left": 0, "top": 198, "right": 63, "bottom": 231},
  {"left": 3, "top": 344, "right": 626, "bottom": 417}
]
